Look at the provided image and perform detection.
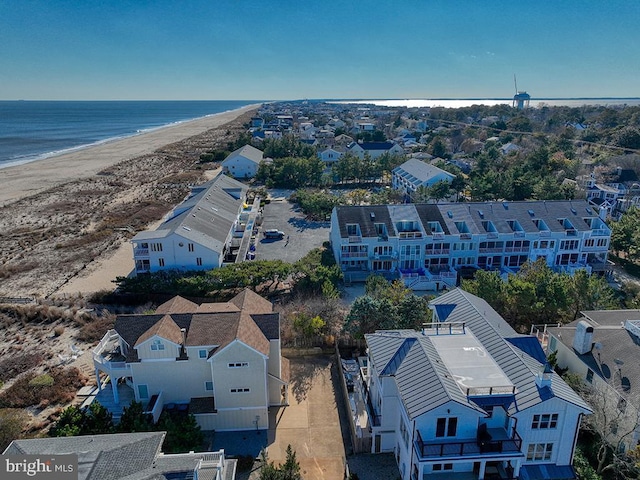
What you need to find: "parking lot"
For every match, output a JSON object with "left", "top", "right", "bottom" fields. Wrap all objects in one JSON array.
[{"left": 255, "top": 192, "right": 330, "bottom": 264}]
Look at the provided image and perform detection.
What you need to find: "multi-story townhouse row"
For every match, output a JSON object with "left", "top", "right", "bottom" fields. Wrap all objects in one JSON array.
[
  {"left": 363, "top": 288, "right": 591, "bottom": 480},
  {"left": 329, "top": 200, "right": 610, "bottom": 290}
]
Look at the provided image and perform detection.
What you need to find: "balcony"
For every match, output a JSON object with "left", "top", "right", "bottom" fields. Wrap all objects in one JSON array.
[
  {"left": 513, "top": 231, "right": 525, "bottom": 238},
  {"left": 134, "top": 248, "right": 149, "bottom": 257},
  {"left": 479, "top": 247, "right": 503, "bottom": 254},
  {"left": 348, "top": 235, "right": 363, "bottom": 243},
  {"left": 460, "top": 233, "right": 472, "bottom": 240},
  {"left": 399, "top": 231, "right": 423, "bottom": 239},
  {"left": 415, "top": 428, "right": 522, "bottom": 459},
  {"left": 485, "top": 232, "right": 499, "bottom": 239},
  {"left": 342, "top": 251, "right": 369, "bottom": 259},
  {"left": 425, "top": 248, "right": 450, "bottom": 255},
  {"left": 93, "top": 330, "right": 131, "bottom": 374},
  {"left": 432, "top": 232, "right": 445, "bottom": 240},
  {"left": 565, "top": 229, "right": 578, "bottom": 237},
  {"left": 504, "top": 247, "right": 529, "bottom": 253},
  {"left": 591, "top": 228, "right": 609, "bottom": 236}
]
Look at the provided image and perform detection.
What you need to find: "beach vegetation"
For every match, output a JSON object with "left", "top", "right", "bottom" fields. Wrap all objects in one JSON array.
[
  {"left": 461, "top": 259, "right": 619, "bottom": 331},
  {"left": 0, "top": 367, "right": 85, "bottom": 409},
  {"left": 0, "top": 408, "right": 28, "bottom": 452}
]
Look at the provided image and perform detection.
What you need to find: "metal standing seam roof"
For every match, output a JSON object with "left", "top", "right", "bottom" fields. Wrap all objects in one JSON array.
[
  {"left": 392, "top": 159, "right": 455, "bottom": 187},
  {"left": 131, "top": 173, "right": 248, "bottom": 253},
  {"left": 430, "top": 289, "right": 591, "bottom": 413}
]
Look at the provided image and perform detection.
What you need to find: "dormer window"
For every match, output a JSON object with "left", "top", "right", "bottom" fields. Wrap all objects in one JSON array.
[
  {"left": 150, "top": 339, "right": 165, "bottom": 351},
  {"left": 346, "top": 224, "right": 360, "bottom": 236}
]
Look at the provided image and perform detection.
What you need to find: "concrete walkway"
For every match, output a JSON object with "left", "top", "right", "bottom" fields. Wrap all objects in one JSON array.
[{"left": 267, "top": 356, "right": 346, "bottom": 480}]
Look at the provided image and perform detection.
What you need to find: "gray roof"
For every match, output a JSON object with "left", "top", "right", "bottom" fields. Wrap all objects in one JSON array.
[
  {"left": 223, "top": 144, "right": 264, "bottom": 165},
  {"left": 132, "top": 173, "right": 248, "bottom": 254},
  {"left": 546, "top": 310, "right": 640, "bottom": 401},
  {"left": 4, "top": 432, "right": 165, "bottom": 480},
  {"left": 430, "top": 289, "right": 591, "bottom": 414},
  {"left": 3, "top": 432, "right": 236, "bottom": 480},
  {"left": 392, "top": 159, "right": 455, "bottom": 186},
  {"left": 333, "top": 200, "right": 605, "bottom": 239}
]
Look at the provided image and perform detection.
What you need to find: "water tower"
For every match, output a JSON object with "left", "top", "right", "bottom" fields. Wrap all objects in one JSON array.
[{"left": 512, "top": 75, "right": 530, "bottom": 109}]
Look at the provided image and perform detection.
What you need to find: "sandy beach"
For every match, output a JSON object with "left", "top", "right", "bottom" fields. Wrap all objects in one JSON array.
[
  {"left": 0, "top": 104, "right": 259, "bottom": 297},
  {"left": 0, "top": 104, "right": 260, "bottom": 205}
]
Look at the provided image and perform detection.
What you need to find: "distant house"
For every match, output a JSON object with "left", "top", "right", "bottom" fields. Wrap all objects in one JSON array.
[
  {"left": 347, "top": 141, "right": 404, "bottom": 159},
  {"left": 363, "top": 288, "right": 591, "bottom": 480},
  {"left": 250, "top": 116, "right": 264, "bottom": 129},
  {"left": 131, "top": 173, "right": 253, "bottom": 274},
  {"left": 391, "top": 158, "right": 455, "bottom": 196},
  {"left": 501, "top": 142, "right": 521, "bottom": 155},
  {"left": 92, "top": 289, "right": 289, "bottom": 432},
  {"left": 221, "top": 144, "right": 264, "bottom": 179},
  {"left": 334, "top": 134, "right": 354, "bottom": 146},
  {"left": 318, "top": 147, "right": 344, "bottom": 164},
  {"left": 3, "top": 432, "right": 236, "bottom": 480}
]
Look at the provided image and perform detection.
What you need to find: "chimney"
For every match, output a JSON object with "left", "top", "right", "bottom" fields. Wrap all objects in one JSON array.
[
  {"left": 572, "top": 320, "right": 594, "bottom": 355},
  {"left": 180, "top": 328, "right": 187, "bottom": 345},
  {"left": 536, "top": 362, "right": 553, "bottom": 389}
]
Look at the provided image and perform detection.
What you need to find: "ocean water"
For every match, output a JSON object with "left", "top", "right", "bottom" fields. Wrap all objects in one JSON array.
[{"left": 0, "top": 100, "right": 260, "bottom": 168}]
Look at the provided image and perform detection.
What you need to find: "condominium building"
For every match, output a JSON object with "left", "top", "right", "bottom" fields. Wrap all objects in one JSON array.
[{"left": 329, "top": 200, "right": 610, "bottom": 290}]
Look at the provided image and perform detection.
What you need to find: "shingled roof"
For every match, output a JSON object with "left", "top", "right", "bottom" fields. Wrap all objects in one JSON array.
[{"left": 114, "top": 289, "right": 277, "bottom": 358}]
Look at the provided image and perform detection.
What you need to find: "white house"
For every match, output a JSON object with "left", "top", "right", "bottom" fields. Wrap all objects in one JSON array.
[
  {"left": 391, "top": 159, "right": 456, "bottom": 196},
  {"left": 4, "top": 432, "right": 236, "bottom": 480},
  {"left": 329, "top": 200, "right": 611, "bottom": 289},
  {"left": 536, "top": 310, "right": 640, "bottom": 452},
  {"left": 92, "top": 289, "right": 289, "bottom": 432},
  {"left": 131, "top": 173, "right": 254, "bottom": 274},
  {"left": 347, "top": 141, "right": 405, "bottom": 159},
  {"left": 363, "top": 288, "right": 592, "bottom": 480},
  {"left": 318, "top": 147, "right": 345, "bottom": 165},
  {"left": 221, "top": 144, "right": 264, "bottom": 179}
]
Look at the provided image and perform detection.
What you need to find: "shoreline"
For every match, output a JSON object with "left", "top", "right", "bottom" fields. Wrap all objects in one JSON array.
[{"left": 0, "top": 103, "right": 261, "bottom": 205}]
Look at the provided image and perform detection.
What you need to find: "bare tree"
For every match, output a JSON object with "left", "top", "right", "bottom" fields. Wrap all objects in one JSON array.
[{"left": 580, "top": 378, "right": 640, "bottom": 478}]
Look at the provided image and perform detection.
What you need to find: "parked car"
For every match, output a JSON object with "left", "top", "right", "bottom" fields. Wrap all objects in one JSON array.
[{"left": 263, "top": 229, "right": 285, "bottom": 239}]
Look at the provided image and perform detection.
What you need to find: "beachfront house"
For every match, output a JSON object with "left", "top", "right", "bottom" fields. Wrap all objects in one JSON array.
[
  {"left": 4, "top": 432, "right": 236, "bottom": 480},
  {"left": 92, "top": 289, "right": 289, "bottom": 431},
  {"left": 363, "top": 288, "right": 591, "bottom": 480},
  {"left": 329, "top": 200, "right": 611, "bottom": 289},
  {"left": 131, "top": 173, "right": 256, "bottom": 274},
  {"left": 391, "top": 159, "right": 456, "bottom": 198},
  {"left": 221, "top": 144, "right": 264, "bottom": 179}
]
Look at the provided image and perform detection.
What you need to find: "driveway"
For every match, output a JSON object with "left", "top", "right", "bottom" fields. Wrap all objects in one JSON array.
[
  {"left": 266, "top": 356, "right": 346, "bottom": 480},
  {"left": 255, "top": 195, "right": 330, "bottom": 264}
]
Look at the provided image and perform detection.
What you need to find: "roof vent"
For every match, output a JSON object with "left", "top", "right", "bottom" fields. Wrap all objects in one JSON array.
[
  {"left": 528, "top": 209, "right": 535, "bottom": 217},
  {"left": 502, "top": 202, "right": 509, "bottom": 210},
  {"left": 370, "top": 212, "right": 376, "bottom": 221},
  {"left": 447, "top": 211, "right": 453, "bottom": 218}
]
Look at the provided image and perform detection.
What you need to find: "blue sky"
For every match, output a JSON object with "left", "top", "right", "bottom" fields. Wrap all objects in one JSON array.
[{"left": 1, "top": 0, "right": 638, "bottom": 100}]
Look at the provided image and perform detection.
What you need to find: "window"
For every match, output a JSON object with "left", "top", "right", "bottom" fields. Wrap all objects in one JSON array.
[
  {"left": 597, "top": 238, "right": 608, "bottom": 247},
  {"left": 560, "top": 240, "right": 579, "bottom": 250},
  {"left": 150, "top": 339, "right": 165, "bottom": 351},
  {"left": 527, "top": 443, "right": 553, "bottom": 461},
  {"left": 138, "top": 384, "right": 149, "bottom": 399},
  {"left": 584, "top": 238, "right": 595, "bottom": 248},
  {"left": 436, "top": 417, "right": 457, "bottom": 437},
  {"left": 230, "top": 388, "right": 250, "bottom": 393},
  {"left": 199, "top": 349, "right": 207, "bottom": 359},
  {"left": 196, "top": 257, "right": 203, "bottom": 266},
  {"left": 205, "top": 381, "right": 213, "bottom": 391},
  {"left": 228, "top": 362, "right": 249, "bottom": 368},
  {"left": 532, "top": 414, "right": 558, "bottom": 429},
  {"left": 188, "top": 243, "right": 195, "bottom": 252},
  {"left": 586, "top": 368, "right": 594, "bottom": 383},
  {"left": 158, "top": 258, "right": 165, "bottom": 267},
  {"left": 433, "top": 464, "right": 453, "bottom": 471},
  {"left": 346, "top": 224, "right": 359, "bottom": 236},
  {"left": 151, "top": 243, "right": 163, "bottom": 252},
  {"left": 399, "top": 416, "right": 409, "bottom": 448}
]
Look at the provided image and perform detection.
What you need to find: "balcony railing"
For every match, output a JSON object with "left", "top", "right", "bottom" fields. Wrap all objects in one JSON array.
[
  {"left": 342, "top": 251, "right": 369, "bottom": 258},
  {"left": 591, "top": 228, "right": 609, "bottom": 236},
  {"left": 399, "top": 231, "right": 423, "bottom": 239},
  {"left": 431, "top": 232, "right": 445, "bottom": 240},
  {"left": 134, "top": 248, "right": 149, "bottom": 257},
  {"left": 348, "top": 235, "right": 363, "bottom": 243},
  {"left": 425, "top": 248, "right": 450, "bottom": 255},
  {"left": 460, "top": 233, "right": 472, "bottom": 240},
  {"left": 513, "top": 231, "right": 525, "bottom": 238},
  {"left": 479, "top": 247, "right": 503, "bottom": 253},
  {"left": 504, "top": 247, "right": 529, "bottom": 253},
  {"left": 415, "top": 429, "right": 522, "bottom": 459}
]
